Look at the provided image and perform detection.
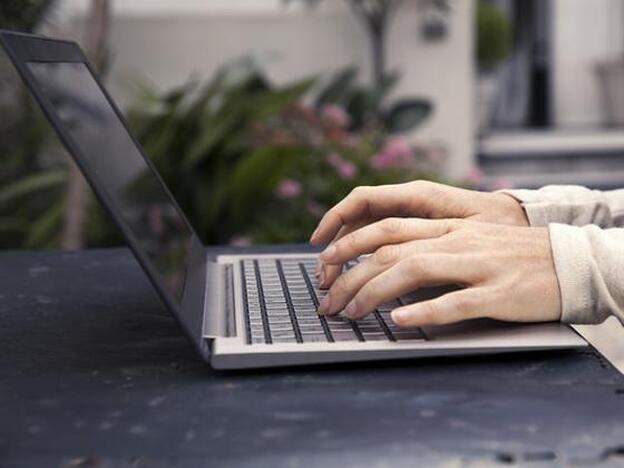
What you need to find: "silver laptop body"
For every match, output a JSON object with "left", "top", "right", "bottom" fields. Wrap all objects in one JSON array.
[{"left": 1, "top": 30, "right": 586, "bottom": 369}]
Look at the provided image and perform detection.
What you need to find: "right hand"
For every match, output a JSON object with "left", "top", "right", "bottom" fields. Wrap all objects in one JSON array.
[{"left": 309, "top": 180, "right": 529, "bottom": 287}]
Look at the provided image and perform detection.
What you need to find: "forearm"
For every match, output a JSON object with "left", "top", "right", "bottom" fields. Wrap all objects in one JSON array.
[
  {"left": 501, "top": 185, "right": 624, "bottom": 228},
  {"left": 549, "top": 223, "right": 624, "bottom": 324}
]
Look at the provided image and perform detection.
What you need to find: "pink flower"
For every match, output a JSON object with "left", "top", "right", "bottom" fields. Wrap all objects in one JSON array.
[
  {"left": 230, "top": 236, "right": 252, "bottom": 247},
  {"left": 306, "top": 200, "right": 324, "bottom": 218},
  {"left": 466, "top": 167, "right": 486, "bottom": 185},
  {"left": 370, "top": 136, "right": 415, "bottom": 170},
  {"left": 423, "top": 144, "right": 447, "bottom": 164},
  {"left": 326, "top": 152, "right": 358, "bottom": 180},
  {"left": 489, "top": 178, "right": 514, "bottom": 190},
  {"left": 320, "top": 104, "right": 351, "bottom": 128},
  {"left": 275, "top": 178, "right": 302, "bottom": 199}
]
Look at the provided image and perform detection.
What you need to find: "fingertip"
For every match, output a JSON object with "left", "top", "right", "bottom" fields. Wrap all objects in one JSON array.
[
  {"left": 309, "top": 230, "right": 321, "bottom": 245},
  {"left": 391, "top": 308, "right": 411, "bottom": 326},
  {"left": 317, "top": 295, "right": 330, "bottom": 315},
  {"left": 319, "top": 244, "right": 337, "bottom": 262},
  {"left": 343, "top": 301, "right": 358, "bottom": 319},
  {"left": 318, "top": 267, "right": 326, "bottom": 288}
]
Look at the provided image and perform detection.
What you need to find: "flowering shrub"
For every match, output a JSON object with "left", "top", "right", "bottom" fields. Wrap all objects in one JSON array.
[
  {"left": 240, "top": 102, "right": 447, "bottom": 243},
  {"left": 125, "top": 59, "right": 448, "bottom": 246}
]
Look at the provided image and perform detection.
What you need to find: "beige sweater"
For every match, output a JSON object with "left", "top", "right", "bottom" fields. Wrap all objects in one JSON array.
[{"left": 503, "top": 186, "right": 624, "bottom": 325}]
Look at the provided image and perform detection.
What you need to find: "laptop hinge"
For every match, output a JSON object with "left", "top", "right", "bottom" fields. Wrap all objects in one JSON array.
[{"left": 202, "top": 262, "right": 235, "bottom": 339}]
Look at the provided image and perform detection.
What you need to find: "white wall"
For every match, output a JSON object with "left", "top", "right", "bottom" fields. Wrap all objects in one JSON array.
[
  {"left": 552, "top": 0, "right": 624, "bottom": 127},
  {"left": 58, "top": 0, "right": 474, "bottom": 178}
]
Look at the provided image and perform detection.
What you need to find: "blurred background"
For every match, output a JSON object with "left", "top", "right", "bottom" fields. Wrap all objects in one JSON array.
[{"left": 2, "top": 0, "right": 624, "bottom": 251}]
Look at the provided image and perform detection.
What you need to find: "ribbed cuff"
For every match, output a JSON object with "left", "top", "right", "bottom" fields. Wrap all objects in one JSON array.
[
  {"left": 548, "top": 223, "right": 595, "bottom": 324},
  {"left": 499, "top": 189, "right": 565, "bottom": 227}
]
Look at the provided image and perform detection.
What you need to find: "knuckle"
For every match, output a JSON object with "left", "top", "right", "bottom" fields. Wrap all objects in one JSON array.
[
  {"left": 380, "top": 217, "right": 405, "bottom": 235},
  {"left": 448, "top": 218, "right": 466, "bottom": 229},
  {"left": 447, "top": 293, "right": 468, "bottom": 316},
  {"left": 344, "top": 232, "right": 360, "bottom": 252},
  {"left": 418, "top": 303, "right": 438, "bottom": 324},
  {"left": 410, "top": 179, "right": 431, "bottom": 190},
  {"left": 405, "top": 254, "right": 429, "bottom": 278},
  {"left": 373, "top": 244, "right": 400, "bottom": 266},
  {"left": 350, "top": 185, "right": 371, "bottom": 199},
  {"left": 358, "top": 282, "right": 378, "bottom": 305},
  {"left": 332, "top": 273, "right": 351, "bottom": 296}
]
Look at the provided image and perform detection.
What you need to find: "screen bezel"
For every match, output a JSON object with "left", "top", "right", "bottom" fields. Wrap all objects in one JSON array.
[{"left": 0, "top": 31, "right": 203, "bottom": 326}]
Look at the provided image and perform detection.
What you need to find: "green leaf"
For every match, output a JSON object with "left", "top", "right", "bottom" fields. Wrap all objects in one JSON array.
[
  {"left": 184, "top": 119, "right": 230, "bottom": 167},
  {"left": 251, "top": 77, "right": 316, "bottom": 120},
  {"left": 0, "top": 217, "right": 26, "bottom": 235},
  {"left": 315, "top": 66, "right": 358, "bottom": 106},
  {"left": 0, "top": 169, "right": 66, "bottom": 206},
  {"left": 371, "top": 71, "right": 400, "bottom": 107},
  {"left": 228, "top": 147, "right": 301, "bottom": 225},
  {"left": 24, "top": 197, "right": 64, "bottom": 249},
  {"left": 383, "top": 99, "right": 432, "bottom": 133}
]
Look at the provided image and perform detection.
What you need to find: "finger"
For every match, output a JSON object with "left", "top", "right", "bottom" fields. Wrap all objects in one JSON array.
[
  {"left": 343, "top": 253, "right": 476, "bottom": 319},
  {"left": 319, "top": 240, "right": 445, "bottom": 316},
  {"left": 319, "top": 221, "right": 367, "bottom": 289},
  {"left": 317, "top": 245, "right": 398, "bottom": 315},
  {"left": 310, "top": 184, "right": 417, "bottom": 246},
  {"left": 391, "top": 288, "right": 486, "bottom": 327},
  {"left": 320, "top": 217, "right": 457, "bottom": 265}
]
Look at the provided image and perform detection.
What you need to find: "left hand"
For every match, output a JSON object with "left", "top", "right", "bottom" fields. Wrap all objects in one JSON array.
[{"left": 316, "top": 218, "right": 562, "bottom": 327}]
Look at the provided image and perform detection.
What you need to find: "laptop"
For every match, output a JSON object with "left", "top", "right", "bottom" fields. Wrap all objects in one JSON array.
[{"left": 0, "top": 31, "right": 586, "bottom": 369}]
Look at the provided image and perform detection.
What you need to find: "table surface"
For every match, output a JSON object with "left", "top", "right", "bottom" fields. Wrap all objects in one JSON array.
[{"left": 2, "top": 247, "right": 624, "bottom": 468}]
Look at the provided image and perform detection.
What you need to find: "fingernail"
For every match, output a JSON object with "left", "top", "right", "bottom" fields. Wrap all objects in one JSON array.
[
  {"left": 391, "top": 309, "right": 408, "bottom": 324},
  {"left": 319, "top": 267, "right": 327, "bottom": 287},
  {"left": 344, "top": 301, "right": 357, "bottom": 319},
  {"left": 320, "top": 244, "right": 336, "bottom": 261},
  {"left": 309, "top": 227, "right": 319, "bottom": 243},
  {"left": 315, "top": 261, "right": 322, "bottom": 277},
  {"left": 317, "top": 295, "right": 331, "bottom": 315}
]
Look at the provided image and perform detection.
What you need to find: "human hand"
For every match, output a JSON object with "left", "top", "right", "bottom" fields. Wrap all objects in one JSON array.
[
  {"left": 310, "top": 181, "right": 528, "bottom": 287},
  {"left": 316, "top": 218, "right": 561, "bottom": 327}
]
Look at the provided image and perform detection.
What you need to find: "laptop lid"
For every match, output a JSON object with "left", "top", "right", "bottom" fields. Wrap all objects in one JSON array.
[{"left": 0, "top": 31, "right": 211, "bottom": 357}]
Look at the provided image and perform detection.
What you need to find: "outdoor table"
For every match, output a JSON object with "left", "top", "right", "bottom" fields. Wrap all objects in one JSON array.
[{"left": 2, "top": 246, "right": 624, "bottom": 467}]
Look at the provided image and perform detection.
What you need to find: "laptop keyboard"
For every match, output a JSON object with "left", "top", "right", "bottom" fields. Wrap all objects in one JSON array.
[{"left": 241, "top": 258, "right": 427, "bottom": 345}]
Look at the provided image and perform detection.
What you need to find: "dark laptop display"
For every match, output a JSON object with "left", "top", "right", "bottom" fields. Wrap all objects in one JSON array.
[{"left": 27, "top": 61, "right": 193, "bottom": 301}]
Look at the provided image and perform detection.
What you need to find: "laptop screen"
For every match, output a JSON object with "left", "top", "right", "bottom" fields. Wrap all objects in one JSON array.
[{"left": 28, "top": 61, "right": 193, "bottom": 303}]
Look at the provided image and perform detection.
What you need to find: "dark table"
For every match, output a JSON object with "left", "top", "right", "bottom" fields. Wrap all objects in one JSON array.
[{"left": 2, "top": 247, "right": 624, "bottom": 467}]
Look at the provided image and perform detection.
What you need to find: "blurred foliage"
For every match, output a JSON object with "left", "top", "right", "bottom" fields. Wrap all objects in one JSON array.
[
  {"left": 127, "top": 58, "right": 442, "bottom": 245},
  {"left": 0, "top": 0, "right": 70, "bottom": 249},
  {"left": 0, "top": 94, "right": 67, "bottom": 249},
  {"left": 0, "top": 0, "right": 55, "bottom": 31},
  {"left": 476, "top": 0, "right": 512, "bottom": 71},
  {"left": 0, "top": 0, "right": 442, "bottom": 249}
]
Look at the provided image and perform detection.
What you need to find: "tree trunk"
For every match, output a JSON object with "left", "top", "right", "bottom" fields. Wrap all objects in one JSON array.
[
  {"left": 349, "top": 0, "right": 400, "bottom": 102},
  {"left": 60, "top": 0, "right": 110, "bottom": 250},
  {"left": 370, "top": 26, "right": 386, "bottom": 94}
]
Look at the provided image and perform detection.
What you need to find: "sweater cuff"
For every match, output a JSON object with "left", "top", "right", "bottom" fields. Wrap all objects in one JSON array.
[
  {"left": 548, "top": 223, "right": 598, "bottom": 324},
  {"left": 499, "top": 189, "right": 565, "bottom": 227},
  {"left": 499, "top": 186, "right": 619, "bottom": 227}
]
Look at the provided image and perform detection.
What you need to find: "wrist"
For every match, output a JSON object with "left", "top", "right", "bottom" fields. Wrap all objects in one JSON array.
[{"left": 494, "top": 192, "right": 530, "bottom": 227}]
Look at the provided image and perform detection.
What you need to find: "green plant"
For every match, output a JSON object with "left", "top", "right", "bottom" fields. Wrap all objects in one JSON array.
[
  {"left": 315, "top": 66, "right": 431, "bottom": 134},
  {"left": 127, "top": 59, "right": 443, "bottom": 245},
  {"left": 476, "top": 0, "right": 512, "bottom": 71},
  {"left": 0, "top": 0, "right": 69, "bottom": 249},
  {"left": 0, "top": 0, "right": 55, "bottom": 31}
]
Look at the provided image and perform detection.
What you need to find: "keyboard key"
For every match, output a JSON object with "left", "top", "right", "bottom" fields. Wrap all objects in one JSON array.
[
  {"left": 331, "top": 330, "right": 358, "bottom": 341},
  {"left": 362, "top": 333, "right": 388, "bottom": 341},
  {"left": 302, "top": 333, "right": 327, "bottom": 343},
  {"left": 243, "top": 256, "right": 427, "bottom": 346}
]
